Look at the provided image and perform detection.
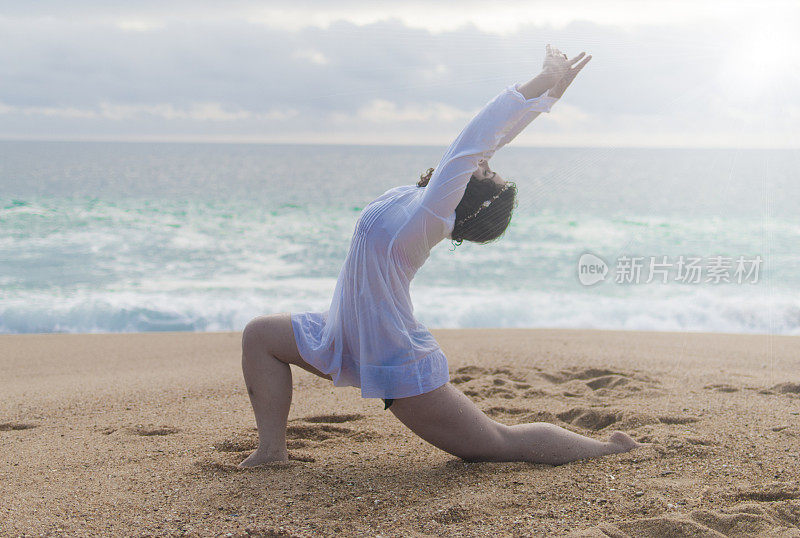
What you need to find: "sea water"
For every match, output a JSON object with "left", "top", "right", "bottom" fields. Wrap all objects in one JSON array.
[{"left": 1, "top": 141, "right": 798, "bottom": 335}]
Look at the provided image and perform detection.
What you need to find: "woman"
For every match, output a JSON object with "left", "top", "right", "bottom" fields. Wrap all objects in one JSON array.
[{"left": 240, "top": 45, "right": 641, "bottom": 467}]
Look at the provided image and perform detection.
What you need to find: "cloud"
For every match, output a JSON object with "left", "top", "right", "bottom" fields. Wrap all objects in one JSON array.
[
  {"left": 96, "top": 103, "right": 297, "bottom": 122},
  {"left": 292, "top": 49, "right": 329, "bottom": 65},
  {"left": 333, "top": 99, "right": 473, "bottom": 123},
  {"left": 0, "top": 101, "right": 298, "bottom": 122},
  {"left": 116, "top": 19, "right": 167, "bottom": 32},
  {"left": 541, "top": 103, "right": 591, "bottom": 130},
  {"left": 1, "top": 0, "right": 787, "bottom": 33},
  {"left": 0, "top": 2, "right": 797, "bottom": 146}
]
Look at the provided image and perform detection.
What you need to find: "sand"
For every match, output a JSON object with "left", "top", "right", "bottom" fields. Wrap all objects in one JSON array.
[{"left": 1, "top": 328, "right": 799, "bottom": 537}]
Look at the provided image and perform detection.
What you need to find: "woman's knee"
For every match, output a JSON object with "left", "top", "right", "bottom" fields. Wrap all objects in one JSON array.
[
  {"left": 242, "top": 315, "right": 274, "bottom": 356},
  {"left": 242, "top": 313, "right": 312, "bottom": 371}
]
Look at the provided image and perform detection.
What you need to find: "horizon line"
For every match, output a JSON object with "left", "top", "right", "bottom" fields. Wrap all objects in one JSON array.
[{"left": 0, "top": 137, "right": 797, "bottom": 151}]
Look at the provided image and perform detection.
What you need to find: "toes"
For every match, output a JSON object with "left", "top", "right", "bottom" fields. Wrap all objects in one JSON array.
[{"left": 608, "top": 431, "right": 640, "bottom": 451}]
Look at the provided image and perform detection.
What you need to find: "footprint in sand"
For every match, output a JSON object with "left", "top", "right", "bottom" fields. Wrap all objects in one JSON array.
[
  {"left": 759, "top": 382, "right": 800, "bottom": 396},
  {"left": 288, "top": 454, "right": 316, "bottom": 462},
  {"left": 556, "top": 407, "right": 622, "bottom": 430},
  {"left": 286, "top": 423, "right": 354, "bottom": 441},
  {"left": 209, "top": 413, "right": 373, "bottom": 469},
  {"left": 539, "top": 367, "right": 662, "bottom": 399},
  {"left": 657, "top": 415, "right": 700, "bottom": 425},
  {"left": 431, "top": 504, "right": 474, "bottom": 525},
  {"left": 691, "top": 505, "right": 789, "bottom": 536},
  {"left": 0, "top": 422, "right": 37, "bottom": 431},
  {"left": 285, "top": 413, "right": 372, "bottom": 443},
  {"left": 775, "top": 382, "right": 800, "bottom": 394},
  {"left": 213, "top": 438, "right": 258, "bottom": 452},
  {"left": 635, "top": 432, "right": 717, "bottom": 457},
  {"left": 301, "top": 413, "right": 364, "bottom": 423},
  {"left": 556, "top": 406, "right": 661, "bottom": 431},
  {"left": 453, "top": 364, "right": 664, "bottom": 401},
  {"left": 605, "top": 517, "right": 722, "bottom": 537},
  {"left": 576, "top": 500, "right": 800, "bottom": 537},
  {"left": 685, "top": 436, "right": 718, "bottom": 446},
  {"left": 704, "top": 383, "right": 740, "bottom": 393},
  {"left": 521, "top": 410, "right": 560, "bottom": 424},
  {"left": 539, "top": 367, "right": 622, "bottom": 384},
  {"left": 450, "top": 365, "right": 482, "bottom": 385},
  {"left": 288, "top": 422, "right": 379, "bottom": 443},
  {"left": 771, "top": 500, "right": 800, "bottom": 526},
  {"left": 196, "top": 456, "right": 308, "bottom": 473},
  {"left": 736, "top": 482, "right": 800, "bottom": 502},
  {"left": 452, "top": 365, "right": 540, "bottom": 400},
  {"left": 128, "top": 425, "right": 180, "bottom": 436},
  {"left": 209, "top": 437, "right": 315, "bottom": 467},
  {"left": 576, "top": 515, "right": 748, "bottom": 537}
]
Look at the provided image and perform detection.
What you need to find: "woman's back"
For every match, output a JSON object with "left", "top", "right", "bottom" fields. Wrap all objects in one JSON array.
[
  {"left": 294, "top": 182, "right": 448, "bottom": 399},
  {"left": 353, "top": 184, "right": 453, "bottom": 275}
]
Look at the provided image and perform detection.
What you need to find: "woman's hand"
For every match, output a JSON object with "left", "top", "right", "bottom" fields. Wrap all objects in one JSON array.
[
  {"left": 542, "top": 44, "right": 572, "bottom": 79},
  {"left": 518, "top": 45, "right": 591, "bottom": 101},
  {"left": 545, "top": 45, "right": 592, "bottom": 100}
]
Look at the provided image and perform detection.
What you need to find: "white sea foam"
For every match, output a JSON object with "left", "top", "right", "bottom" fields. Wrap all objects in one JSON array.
[
  {"left": 411, "top": 285, "right": 800, "bottom": 336},
  {"left": 2, "top": 143, "right": 798, "bottom": 335},
  {"left": 1, "top": 284, "right": 797, "bottom": 335},
  {"left": 0, "top": 290, "right": 331, "bottom": 334}
]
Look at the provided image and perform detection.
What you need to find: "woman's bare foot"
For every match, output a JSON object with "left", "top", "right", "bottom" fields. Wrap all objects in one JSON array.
[
  {"left": 238, "top": 448, "right": 288, "bottom": 468},
  {"left": 606, "top": 431, "right": 642, "bottom": 454}
]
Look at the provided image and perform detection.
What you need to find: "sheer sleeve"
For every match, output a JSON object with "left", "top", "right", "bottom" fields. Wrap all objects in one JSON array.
[
  {"left": 495, "top": 85, "right": 557, "bottom": 150},
  {"left": 390, "top": 84, "right": 558, "bottom": 268},
  {"left": 419, "top": 84, "right": 558, "bottom": 224}
]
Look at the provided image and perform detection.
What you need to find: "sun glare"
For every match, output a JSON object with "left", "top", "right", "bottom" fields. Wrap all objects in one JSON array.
[{"left": 717, "top": 20, "right": 800, "bottom": 103}]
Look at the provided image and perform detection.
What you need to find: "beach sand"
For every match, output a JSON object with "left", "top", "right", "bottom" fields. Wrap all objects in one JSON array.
[{"left": 1, "top": 328, "right": 799, "bottom": 536}]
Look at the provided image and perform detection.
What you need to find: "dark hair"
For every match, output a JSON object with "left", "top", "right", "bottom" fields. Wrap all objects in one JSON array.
[{"left": 417, "top": 167, "right": 518, "bottom": 248}]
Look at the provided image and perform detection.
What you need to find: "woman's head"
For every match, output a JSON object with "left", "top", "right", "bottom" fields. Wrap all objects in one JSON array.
[{"left": 417, "top": 161, "right": 518, "bottom": 247}]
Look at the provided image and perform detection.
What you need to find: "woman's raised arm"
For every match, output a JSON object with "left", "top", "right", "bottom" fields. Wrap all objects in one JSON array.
[
  {"left": 418, "top": 79, "right": 559, "bottom": 224},
  {"left": 418, "top": 45, "right": 592, "bottom": 225}
]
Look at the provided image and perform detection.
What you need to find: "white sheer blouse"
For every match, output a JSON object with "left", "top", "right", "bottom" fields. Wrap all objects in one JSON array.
[{"left": 290, "top": 84, "right": 559, "bottom": 399}]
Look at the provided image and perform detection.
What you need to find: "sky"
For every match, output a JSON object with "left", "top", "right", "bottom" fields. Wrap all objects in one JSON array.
[{"left": 1, "top": 1, "right": 798, "bottom": 147}]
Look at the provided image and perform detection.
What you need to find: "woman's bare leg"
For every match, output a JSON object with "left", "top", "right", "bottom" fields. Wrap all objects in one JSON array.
[
  {"left": 389, "top": 383, "right": 640, "bottom": 464},
  {"left": 239, "top": 313, "right": 332, "bottom": 467}
]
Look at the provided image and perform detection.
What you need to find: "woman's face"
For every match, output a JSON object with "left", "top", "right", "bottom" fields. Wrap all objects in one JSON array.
[{"left": 476, "top": 159, "right": 504, "bottom": 186}]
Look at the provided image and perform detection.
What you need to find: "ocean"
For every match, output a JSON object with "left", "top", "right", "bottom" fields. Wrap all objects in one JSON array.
[{"left": 1, "top": 141, "right": 798, "bottom": 335}]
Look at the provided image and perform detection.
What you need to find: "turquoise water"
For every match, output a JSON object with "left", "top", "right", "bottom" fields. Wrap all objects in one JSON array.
[{"left": 1, "top": 141, "right": 798, "bottom": 334}]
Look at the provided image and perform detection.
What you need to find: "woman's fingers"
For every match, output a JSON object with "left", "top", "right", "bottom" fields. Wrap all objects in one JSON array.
[
  {"left": 568, "top": 52, "right": 586, "bottom": 65},
  {"left": 547, "top": 46, "right": 591, "bottom": 77},
  {"left": 558, "top": 54, "right": 592, "bottom": 91},
  {"left": 573, "top": 54, "right": 592, "bottom": 72}
]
